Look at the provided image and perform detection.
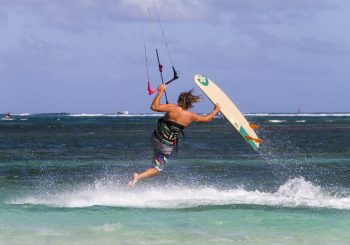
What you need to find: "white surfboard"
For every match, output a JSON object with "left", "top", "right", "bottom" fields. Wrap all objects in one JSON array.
[{"left": 194, "top": 74, "right": 261, "bottom": 150}]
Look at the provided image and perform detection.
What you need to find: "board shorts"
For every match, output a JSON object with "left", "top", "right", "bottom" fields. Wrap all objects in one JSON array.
[{"left": 151, "top": 131, "right": 174, "bottom": 171}]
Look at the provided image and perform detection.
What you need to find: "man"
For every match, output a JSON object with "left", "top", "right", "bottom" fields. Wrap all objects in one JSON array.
[{"left": 128, "top": 84, "right": 220, "bottom": 188}]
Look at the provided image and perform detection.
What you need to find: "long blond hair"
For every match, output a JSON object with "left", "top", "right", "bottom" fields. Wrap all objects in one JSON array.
[{"left": 177, "top": 89, "right": 201, "bottom": 109}]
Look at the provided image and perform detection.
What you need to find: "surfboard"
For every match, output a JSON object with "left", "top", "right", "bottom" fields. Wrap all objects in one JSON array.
[{"left": 194, "top": 74, "right": 261, "bottom": 150}]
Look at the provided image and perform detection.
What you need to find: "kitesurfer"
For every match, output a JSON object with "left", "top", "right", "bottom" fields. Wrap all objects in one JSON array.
[{"left": 128, "top": 84, "right": 220, "bottom": 188}]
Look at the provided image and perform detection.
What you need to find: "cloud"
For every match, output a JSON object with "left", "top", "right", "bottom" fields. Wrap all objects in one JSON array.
[
  {"left": 231, "top": 25, "right": 350, "bottom": 57},
  {"left": 185, "top": 38, "right": 286, "bottom": 76},
  {"left": 0, "top": 8, "right": 7, "bottom": 25},
  {"left": 215, "top": 0, "right": 343, "bottom": 37},
  {"left": 0, "top": 37, "right": 76, "bottom": 88},
  {"left": 292, "top": 37, "right": 350, "bottom": 55},
  {"left": 213, "top": 0, "right": 334, "bottom": 13},
  {"left": 1, "top": 37, "right": 70, "bottom": 66},
  {"left": 0, "top": 0, "right": 208, "bottom": 31},
  {"left": 0, "top": 0, "right": 337, "bottom": 30}
]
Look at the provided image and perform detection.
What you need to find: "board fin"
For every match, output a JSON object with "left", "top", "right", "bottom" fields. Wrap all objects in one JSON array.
[
  {"left": 249, "top": 123, "right": 261, "bottom": 129},
  {"left": 245, "top": 135, "right": 263, "bottom": 143}
]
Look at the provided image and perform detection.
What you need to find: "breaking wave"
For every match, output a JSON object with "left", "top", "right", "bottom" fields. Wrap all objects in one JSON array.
[
  {"left": 9, "top": 178, "right": 350, "bottom": 210},
  {"left": 268, "top": 120, "right": 286, "bottom": 123}
]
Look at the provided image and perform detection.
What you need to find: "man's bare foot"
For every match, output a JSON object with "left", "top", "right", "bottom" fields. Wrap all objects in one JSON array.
[{"left": 128, "top": 173, "right": 139, "bottom": 188}]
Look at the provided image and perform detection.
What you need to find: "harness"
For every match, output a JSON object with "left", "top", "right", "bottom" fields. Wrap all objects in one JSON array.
[{"left": 154, "top": 117, "right": 185, "bottom": 151}]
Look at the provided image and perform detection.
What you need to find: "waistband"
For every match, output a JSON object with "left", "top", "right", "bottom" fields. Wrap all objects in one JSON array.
[{"left": 153, "top": 130, "right": 175, "bottom": 147}]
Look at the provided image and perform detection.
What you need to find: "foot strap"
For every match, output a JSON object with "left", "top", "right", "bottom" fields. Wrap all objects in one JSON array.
[
  {"left": 249, "top": 123, "right": 261, "bottom": 129},
  {"left": 245, "top": 135, "right": 263, "bottom": 143}
]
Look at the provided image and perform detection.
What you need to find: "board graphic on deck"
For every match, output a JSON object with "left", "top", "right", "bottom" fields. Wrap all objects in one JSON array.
[{"left": 194, "top": 74, "right": 262, "bottom": 150}]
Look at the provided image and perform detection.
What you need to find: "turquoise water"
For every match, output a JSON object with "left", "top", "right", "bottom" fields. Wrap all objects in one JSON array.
[{"left": 1, "top": 113, "right": 350, "bottom": 244}]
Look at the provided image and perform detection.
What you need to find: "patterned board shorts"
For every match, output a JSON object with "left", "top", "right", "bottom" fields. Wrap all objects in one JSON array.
[{"left": 151, "top": 131, "right": 174, "bottom": 171}]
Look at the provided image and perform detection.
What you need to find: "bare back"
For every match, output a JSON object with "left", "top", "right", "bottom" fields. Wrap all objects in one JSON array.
[
  {"left": 163, "top": 104, "right": 198, "bottom": 128},
  {"left": 150, "top": 85, "right": 220, "bottom": 127}
]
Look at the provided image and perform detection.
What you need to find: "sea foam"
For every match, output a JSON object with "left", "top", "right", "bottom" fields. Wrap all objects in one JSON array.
[
  {"left": 268, "top": 120, "right": 286, "bottom": 123},
  {"left": 9, "top": 178, "right": 350, "bottom": 210}
]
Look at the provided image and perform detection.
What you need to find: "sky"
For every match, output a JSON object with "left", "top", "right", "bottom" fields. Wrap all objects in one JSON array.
[{"left": 0, "top": 0, "right": 349, "bottom": 114}]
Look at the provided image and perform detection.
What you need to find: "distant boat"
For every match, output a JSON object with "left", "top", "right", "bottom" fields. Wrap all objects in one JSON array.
[
  {"left": 1, "top": 112, "right": 13, "bottom": 120},
  {"left": 117, "top": 111, "right": 129, "bottom": 115},
  {"left": 297, "top": 108, "right": 301, "bottom": 114}
]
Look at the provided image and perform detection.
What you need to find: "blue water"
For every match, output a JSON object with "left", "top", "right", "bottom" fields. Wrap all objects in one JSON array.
[{"left": 1, "top": 113, "right": 350, "bottom": 244}]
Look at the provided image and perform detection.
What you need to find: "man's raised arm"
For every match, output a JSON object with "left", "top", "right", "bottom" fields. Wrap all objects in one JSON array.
[
  {"left": 192, "top": 103, "right": 221, "bottom": 123},
  {"left": 151, "top": 84, "right": 176, "bottom": 112}
]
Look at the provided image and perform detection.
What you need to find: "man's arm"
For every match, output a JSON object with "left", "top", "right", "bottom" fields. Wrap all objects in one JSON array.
[
  {"left": 192, "top": 103, "right": 221, "bottom": 123},
  {"left": 150, "top": 84, "right": 177, "bottom": 112}
]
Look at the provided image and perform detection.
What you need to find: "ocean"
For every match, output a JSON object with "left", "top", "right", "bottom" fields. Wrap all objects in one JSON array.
[{"left": 1, "top": 113, "right": 350, "bottom": 244}]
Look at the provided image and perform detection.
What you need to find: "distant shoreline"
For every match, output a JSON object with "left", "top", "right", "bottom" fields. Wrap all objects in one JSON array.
[{"left": 2, "top": 112, "right": 350, "bottom": 117}]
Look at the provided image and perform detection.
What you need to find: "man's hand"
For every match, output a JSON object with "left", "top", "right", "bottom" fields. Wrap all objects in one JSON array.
[
  {"left": 214, "top": 103, "right": 221, "bottom": 112},
  {"left": 158, "top": 84, "right": 166, "bottom": 93}
]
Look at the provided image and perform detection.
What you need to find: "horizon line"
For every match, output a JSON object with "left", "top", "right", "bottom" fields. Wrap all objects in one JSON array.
[{"left": 3, "top": 111, "right": 350, "bottom": 115}]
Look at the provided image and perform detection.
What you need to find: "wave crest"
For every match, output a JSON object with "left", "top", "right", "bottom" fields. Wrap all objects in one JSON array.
[{"left": 9, "top": 178, "right": 350, "bottom": 210}]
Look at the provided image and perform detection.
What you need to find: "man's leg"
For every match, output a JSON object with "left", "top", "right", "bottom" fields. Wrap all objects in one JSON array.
[{"left": 128, "top": 168, "right": 159, "bottom": 188}]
